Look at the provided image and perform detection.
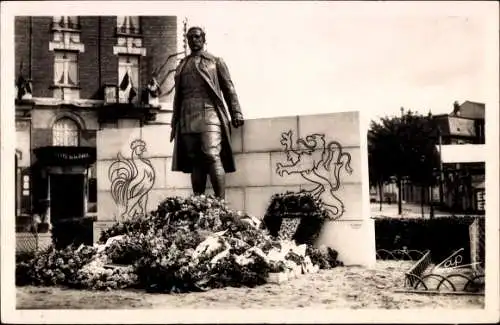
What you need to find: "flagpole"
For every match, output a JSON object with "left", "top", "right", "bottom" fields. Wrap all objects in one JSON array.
[
  {"left": 438, "top": 126, "right": 444, "bottom": 205},
  {"left": 183, "top": 17, "right": 188, "bottom": 56}
]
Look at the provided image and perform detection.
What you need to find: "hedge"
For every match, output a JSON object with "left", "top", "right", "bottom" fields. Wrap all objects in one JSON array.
[{"left": 374, "top": 216, "right": 483, "bottom": 264}]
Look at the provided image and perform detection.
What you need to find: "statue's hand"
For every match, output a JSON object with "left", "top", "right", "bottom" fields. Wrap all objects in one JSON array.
[{"left": 232, "top": 116, "right": 244, "bottom": 128}]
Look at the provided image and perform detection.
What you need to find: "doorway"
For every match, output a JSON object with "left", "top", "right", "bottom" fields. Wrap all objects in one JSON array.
[{"left": 50, "top": 174, "right": 85, "bottom": 222}]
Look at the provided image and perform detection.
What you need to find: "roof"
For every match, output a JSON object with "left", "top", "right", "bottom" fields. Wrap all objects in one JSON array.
[
  {"left": 450, "top": 101, "right": 485, "bottom": 120},
  {"left": 433, "top": 115, "right": 450, "bottom": 134}
]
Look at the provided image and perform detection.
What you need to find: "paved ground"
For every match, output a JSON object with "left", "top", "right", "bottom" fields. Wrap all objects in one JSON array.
[{"left": 17, "top": 261, "right": 484, "bottom": 310}]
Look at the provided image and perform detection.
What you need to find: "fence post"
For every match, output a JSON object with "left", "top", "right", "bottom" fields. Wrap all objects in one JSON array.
[{"left": 469, "top": 217, "right": 479, "bottom": 272}]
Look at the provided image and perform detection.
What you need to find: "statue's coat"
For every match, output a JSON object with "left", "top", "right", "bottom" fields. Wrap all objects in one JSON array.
[{"left": 171, "top": 51, "right": 243, "bottom": 173}]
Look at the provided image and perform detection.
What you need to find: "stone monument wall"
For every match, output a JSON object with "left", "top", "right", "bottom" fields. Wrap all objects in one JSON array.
[{"left": 95, "top": 111, "right": 375, "bottom": 266}]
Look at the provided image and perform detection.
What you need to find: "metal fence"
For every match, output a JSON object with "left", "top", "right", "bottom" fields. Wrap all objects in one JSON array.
[
  {"left": 16, "top": 232, "right": 52, "bottom": 253},
  {"left": 404, "top": 250, "right": 432, "bottom": 288}
]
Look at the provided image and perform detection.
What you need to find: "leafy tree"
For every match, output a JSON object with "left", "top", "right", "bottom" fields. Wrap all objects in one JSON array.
[
  {"left": 368, "top": 109, "right": 440, "bottom": 216},
  {"left": 368, "top": 131, "right": 393, "bottom": 211},
  {"left": 403, "top": 111, "right": 440, "bottom": 217}
]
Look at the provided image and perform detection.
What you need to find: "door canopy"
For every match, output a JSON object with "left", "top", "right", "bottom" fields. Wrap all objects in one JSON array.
[{"left": 34, "top": 146, "right": 96, "bottom": 167}]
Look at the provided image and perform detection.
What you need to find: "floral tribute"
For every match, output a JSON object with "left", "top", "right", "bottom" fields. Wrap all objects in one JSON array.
[
  {"left": 17, "top": 195, "right": 341, "bottom": 293},
  {"left": 263, "top": 191, "right": 331, "bottom": 245}
]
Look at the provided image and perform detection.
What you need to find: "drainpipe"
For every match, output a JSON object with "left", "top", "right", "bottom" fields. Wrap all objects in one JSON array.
[
  {"left": 98, "top": 16, "right": 102, "bottom": 88},
  {"left": 29, "top": 16, "right": 32, "bottom": 79}
]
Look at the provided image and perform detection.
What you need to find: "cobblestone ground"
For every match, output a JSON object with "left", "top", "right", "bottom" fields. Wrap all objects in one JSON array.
[{"left": 16, "top": 261, "right": 484, "bottom": 309}]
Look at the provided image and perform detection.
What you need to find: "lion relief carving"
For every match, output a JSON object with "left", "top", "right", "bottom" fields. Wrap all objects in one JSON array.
[{"left": 276, "top": 130, "right": 353, "bottom": 220}]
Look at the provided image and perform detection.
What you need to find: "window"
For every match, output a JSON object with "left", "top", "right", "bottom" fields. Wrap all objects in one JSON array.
[
  {"left": 50, "top": 16, "right": 84, "bottom": 53},
  {"left": 118, "top": 56, "right": 139, "bottom": 103},
  {"left": 53, "top": 16, "right": 80, "bottom": 30},
  {"left": 113, "top": 16, "right": 145, "bottom": 56},
  {"left": 54, "top": 52, "right": 78, "bottom": 86},
  {"left": 117, "top": 16, "right": 140, "bottom": 34},
  {"left": 52, "top": 118, "right": 79, "bottom": 146}
]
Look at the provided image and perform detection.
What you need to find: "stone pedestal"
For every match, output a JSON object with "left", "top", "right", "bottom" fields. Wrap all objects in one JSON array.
[
  {"left": 95, "top": 111, "right": 376, "bottom": 266},
  {"left": 318, "top": 219, "right": 376, "bottom": 266}
]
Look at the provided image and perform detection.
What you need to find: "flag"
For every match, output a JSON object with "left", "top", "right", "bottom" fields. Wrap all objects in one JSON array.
[
  {"left": 120, "top": 72, "right": 130, "bottom": 91},
  {"left": 128, "top": 87, "right": 137, "bottom": 102},
  {"left": 16, "top": 75, "right": 26, "bottom": 99},
  {"left": 25, "top": 80, "right": 32, "bottom": 94},
  {"left": 16, "top": 75, "right": 31, "bottom": 99}
]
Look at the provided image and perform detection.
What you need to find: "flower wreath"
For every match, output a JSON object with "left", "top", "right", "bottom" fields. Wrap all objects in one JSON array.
[{"left": 262, "top": 191, "right": 329, "bottom": 245}]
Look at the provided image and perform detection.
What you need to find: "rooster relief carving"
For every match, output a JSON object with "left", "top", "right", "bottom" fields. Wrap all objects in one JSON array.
[
  {"left": 276, "top": 130, "right": 353, "bottom": 220},
  {"left": 108, "top": 139, "right": 156, "bottom": 220}
]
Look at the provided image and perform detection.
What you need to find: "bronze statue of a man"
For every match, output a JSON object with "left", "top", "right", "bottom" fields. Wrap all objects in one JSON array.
[{"left": 170, "top": 27, "right": 244, "bottom": 199}]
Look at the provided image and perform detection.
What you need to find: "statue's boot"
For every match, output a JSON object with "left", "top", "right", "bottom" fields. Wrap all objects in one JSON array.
[
  {"left": 191, "top": 164, "right": 207, "bottom": 196},
  {"left": 208, "top": 159, "right": 225, "bottom": 200}
]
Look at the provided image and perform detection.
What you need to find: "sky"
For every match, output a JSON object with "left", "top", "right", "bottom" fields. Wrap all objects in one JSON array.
[
  {"left": 171, "top": 1, "right": 498, "bottom": 121},
  {"left": 2, "top": 1, "right": 498, "bottom": 122}
]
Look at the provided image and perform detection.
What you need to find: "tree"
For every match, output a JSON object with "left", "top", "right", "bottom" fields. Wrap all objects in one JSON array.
[
  {"left": 368, "top": 110, "right": 440, "bottom": 216},
  {"left": 404, "top": 112, "right": 440, "bottom": 217},
  {"left": 368, "top": 133, "right": 392, "bottom": 211},
  {"left": 368, "top": 114, "right": 407, "bottom": 215}
]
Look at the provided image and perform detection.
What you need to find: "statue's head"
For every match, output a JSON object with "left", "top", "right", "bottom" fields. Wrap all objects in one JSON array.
[{"left": 186, "top": 26, "right": 206, "bottom": 52}]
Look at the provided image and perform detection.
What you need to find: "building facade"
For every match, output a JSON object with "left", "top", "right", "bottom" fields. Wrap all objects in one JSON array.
[{"left": 14, "top": 16, "right": 180, "bottom": 240}]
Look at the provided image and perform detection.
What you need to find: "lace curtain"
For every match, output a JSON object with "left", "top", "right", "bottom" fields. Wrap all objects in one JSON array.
[
  {"left": 118, "top": 56, "right": 139, "bottom": 102},
  {"left": 54, "top": 52, "right": 77, "bottom": 86}
]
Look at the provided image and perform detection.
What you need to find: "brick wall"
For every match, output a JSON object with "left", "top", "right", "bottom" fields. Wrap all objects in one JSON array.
[
  {"left": 30, "top": 17, "right": 53, "bottom": 98},
  {"left": 15, "top": 17, "right": 30, "bottom": 78},
  {"left": 99, "top": 16, "right": 118, "bottom": 88},
  {"left": 79, "top": 16, "right": 100, "bottom": 99},
  {"left": 141, "top": 16, "right": 178, "bottom": 103}
]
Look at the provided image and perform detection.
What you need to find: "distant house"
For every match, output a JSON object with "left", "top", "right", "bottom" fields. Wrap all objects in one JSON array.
[
  {"left": 401, "top": 100, "right": 485, "bottom": 213},
  {"left": 433, "top": 100, "right": 485, "bottom": 145}
]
